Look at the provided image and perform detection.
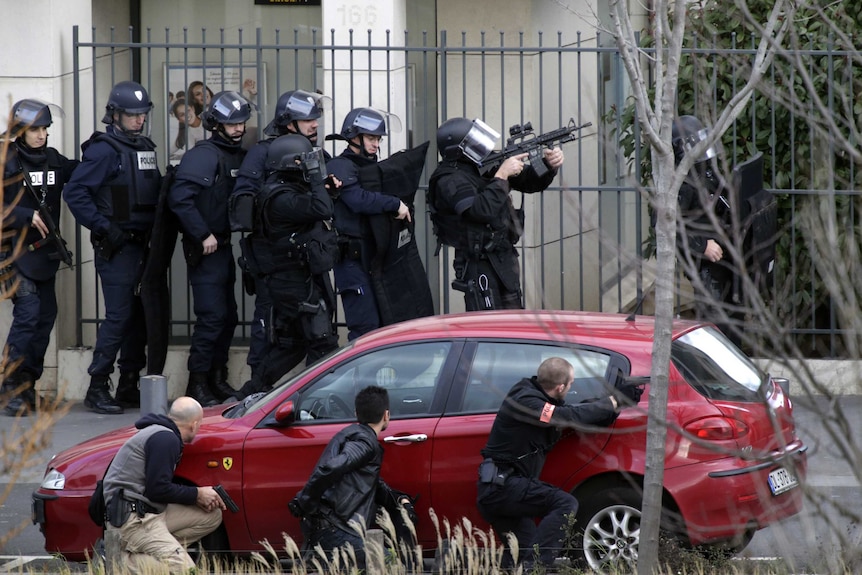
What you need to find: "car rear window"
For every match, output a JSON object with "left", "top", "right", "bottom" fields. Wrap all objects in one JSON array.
[{"left": 671, "top": 326, "right": 764, "bottom": 402}]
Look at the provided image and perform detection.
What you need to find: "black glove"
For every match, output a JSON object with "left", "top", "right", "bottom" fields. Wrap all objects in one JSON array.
[
  {"left": 94, "top": 223, "right": 126, "bottom": 261},
  {"left": 288, "top": 497, "right": 305, "bottom": 518},
  {"left": 400, "top": 498, "right": 418, "bottom": 525},
  {"left": 614, "top": 381, "right": 644, "bottom": 407}
]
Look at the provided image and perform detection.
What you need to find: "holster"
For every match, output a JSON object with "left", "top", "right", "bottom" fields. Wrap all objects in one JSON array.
[
  {"left": 478, "top": 458, "right": 511, "bottom": 486},
  {"left": 106, "top": 492, "right": 132, "bottom": 528},
  {"left": 298, "top": 298, "right": 333, "bottom": 341},
  {"left": 182, "top": 237, "right": 204, "bottom": 268}
]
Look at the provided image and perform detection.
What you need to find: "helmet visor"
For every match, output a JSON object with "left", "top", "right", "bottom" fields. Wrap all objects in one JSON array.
[
  {"left": 680, "top": 128, "right": 717, "bottom": 162},
  {"left": 288, "top": 93, "right": 332, "bottom": 119},
  {"left": 459, "top": 119, "right": 500, "bottom": 164},
  {"left": 11, "top": 100, "right": 64, "bottom": 131},
  {"left": 352, "top": 109, "right": 402, "bottom": 135}
]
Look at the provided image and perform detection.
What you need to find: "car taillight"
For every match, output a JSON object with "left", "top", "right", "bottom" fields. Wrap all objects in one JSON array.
[{"left": 684, "top": 416, "right": 750, "bottom": 440}]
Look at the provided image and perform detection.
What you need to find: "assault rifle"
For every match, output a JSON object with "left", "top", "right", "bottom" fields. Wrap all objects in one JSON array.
[
  {"left": 479, "top": 118, "right": 592, "bottom": 179},
  {"left": 20, "top": 172, "right": 74, "bottom": 267}
]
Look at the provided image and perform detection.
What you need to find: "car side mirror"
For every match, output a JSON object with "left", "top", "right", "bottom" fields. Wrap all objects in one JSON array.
[{"left": 274, "top": 400, "right": 297, "bottom": 425}]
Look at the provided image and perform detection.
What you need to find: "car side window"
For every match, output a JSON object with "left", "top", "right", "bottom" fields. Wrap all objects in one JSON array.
[
  {"left": 461, "top": 342, "right": 614, "bottom": 413},
  {"left": 297, "top": 342, "right": 451, "bottom": 421}
]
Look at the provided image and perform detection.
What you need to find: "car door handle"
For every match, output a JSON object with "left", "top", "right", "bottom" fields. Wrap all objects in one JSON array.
[{"left": 383, "top": 434, "right": 428, "bottom": 443}]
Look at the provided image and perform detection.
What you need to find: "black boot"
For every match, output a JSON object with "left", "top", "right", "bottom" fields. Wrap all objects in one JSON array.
[
  {"left": 186, "top": 372, "right": 219, "bottom": 407},
  {"left": 3, "top": 372, "right": 36, "bottom": 417},
  {"left": 115, "top": 371, "right": 141, "bottom": 408},
  {"left": 85, "top": 375, "right": 124, "bottom": 415},
  {"left": 208, "top": 365, "right": 237, "bottom": 402}
]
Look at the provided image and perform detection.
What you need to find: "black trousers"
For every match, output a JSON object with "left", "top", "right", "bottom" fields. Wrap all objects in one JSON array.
[{"left": 477, "top": 476, "right": 577, "bottom": 568}]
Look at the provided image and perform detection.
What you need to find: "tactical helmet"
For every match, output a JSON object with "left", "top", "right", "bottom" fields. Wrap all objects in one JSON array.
[
  {"left": 101, "top": 81, "right": 153, "bottom": 124},
  {"left": 266, "top": 133, "right": 314, "bottom": 171},
  {"left": 671, "top": 115, "right": 716, "bottom": 165},
  {"left": 201, "top": 91, "right": 253, "bottom": 130},
  {"left": 329, "top": 107, "right": 402, "bottom": 141},
  {"left": 263, "top": 90, "right": 331, "bottom": 137},
  {"left": 437, "top": 117, "right": 500, "bottom": 164},
  {"left": 8, "top": 99, "right": 61, "bottom": 135}
]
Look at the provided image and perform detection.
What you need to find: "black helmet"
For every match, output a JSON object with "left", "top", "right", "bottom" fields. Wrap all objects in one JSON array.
[
  {"left": 101, "top": 81, "right": 153, "bottom": 124},
  {"left": 263, "top": 90, "right": 331, "bottom": 137},
  {"left": 437, "top": 117, "right": 500, "bottom": 164},
  {"left": 671, "top": 115, "right": 716, "bottom": 165},
  {"left": 327, "top": 107, "right": 402, "bottom": 142},
  {"left": 266, "top": 134, "right": 314, "bottom": 171},
  {"left": 9, "top": 99, "right": 62, "bottom": 135},
  {"left": 201, "top": 91, "right": 253, "bottom": 130}
]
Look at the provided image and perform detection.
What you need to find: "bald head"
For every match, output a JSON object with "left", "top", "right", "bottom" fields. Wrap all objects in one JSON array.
[
  {"left": 536, "top": 357, "right": 574, "bottom": 392},
  {"left": 169, "top": 396, "right": 204, "bottom": 443}
]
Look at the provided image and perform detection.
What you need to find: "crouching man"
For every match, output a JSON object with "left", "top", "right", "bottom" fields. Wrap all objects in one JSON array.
[{"left": 102, "top": 396, "right": 226, "bottom": 573}]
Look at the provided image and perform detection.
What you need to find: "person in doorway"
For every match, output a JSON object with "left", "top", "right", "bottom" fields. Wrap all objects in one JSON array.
[{"left": 0, "top": 99, "right": 77, "bottom": 416}]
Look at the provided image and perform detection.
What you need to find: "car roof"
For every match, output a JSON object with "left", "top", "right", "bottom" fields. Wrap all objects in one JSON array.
[{"left": 350, "top": 310, "right": 702, "bottom": 349}]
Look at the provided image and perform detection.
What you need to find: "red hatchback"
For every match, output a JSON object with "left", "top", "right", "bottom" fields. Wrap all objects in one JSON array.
[{"left": 32, "top": 311, "right": 806, "bottom": 570}]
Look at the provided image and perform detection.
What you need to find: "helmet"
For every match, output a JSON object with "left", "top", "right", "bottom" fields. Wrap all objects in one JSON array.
[
  {"left": 328, "top": 107, "right": 402, "bottom": 141},
  {"left": 263, "top": 90, "right": 331, "bottom": 137},
  {"left": 101, "top": 81, "right": 153, "bottom": 124},
  {"left": 266, "top": 133, "right": 314, "bottom": 171},
  {"left": 8, "top": 99, "right": 62, "bottom": 135},
  {"left": 437, "top": 117, "right": 500, "bottom": 163},
  {"left": 671, "top": 115, "right": 716, "bottom": 165},
  {"left": 201, "top": 91, "right": 253, "bottom": 130}
]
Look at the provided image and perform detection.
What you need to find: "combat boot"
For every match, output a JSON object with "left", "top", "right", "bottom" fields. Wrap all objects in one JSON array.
[
  {"left": 3, "top": 372, "right": 36, "bottom": 417},
  {"left": 84, "top": 375, "right": 124, "bottom": 415},
  {"left": 208, "top": 365, "right": 237, "bottom": 402},
  {"left": 115, "top": 371, "right": 141, "bottom": 408},
  {"left": 186, "top": 371, "right": 219, "bottom": 407}
]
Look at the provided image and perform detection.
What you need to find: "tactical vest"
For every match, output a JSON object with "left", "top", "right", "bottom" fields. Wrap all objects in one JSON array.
[
  {"left": 187, "top": 140, "right": 244, "bottom": 237},
  {"left": 91, "top": 133, "right": 161, "bottom": 229}
]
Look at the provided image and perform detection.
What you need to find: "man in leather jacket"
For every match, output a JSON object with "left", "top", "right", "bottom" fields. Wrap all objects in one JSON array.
[
  {"left": 428, "top": 117, "right": 564, "bottom": 311},
  {"left": 288, "top": 386, "right": 416, "bottom": 568},
  {"left": 477, "top": 357, "right": 643, "bottom": 570}
]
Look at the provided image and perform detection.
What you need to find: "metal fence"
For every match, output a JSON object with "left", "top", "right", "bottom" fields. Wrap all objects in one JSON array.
[{"left": 68, "top": 26, "right": 860, "bottom": 357}]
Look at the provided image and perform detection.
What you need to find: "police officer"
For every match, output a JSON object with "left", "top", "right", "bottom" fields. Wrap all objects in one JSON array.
[
  {"left": 477, "top": 357, "right": 641, "bottom": 570},
  {"left": 325, "top": 107, "right": 411, "bottom": 340},
  {"left": 64, "top": 81, "right": 162, "bottom": 414},
  {"left": 427, "top": 117, "right": 564, "bottom": 311},
  {"left": 668, "top": 115, "right": 739, "bottom": 343},
  {"left": 0, "top": 100, "right": 77, "bottom": 416},
  {"left": 230, "top": 89, "right": 331, "bottom": 390},
  {"left": 235, "top": 134, "right": 339, "bottom": 398},
  {"left": 169, "top": 91, "right": 252, "bottom": 406}
]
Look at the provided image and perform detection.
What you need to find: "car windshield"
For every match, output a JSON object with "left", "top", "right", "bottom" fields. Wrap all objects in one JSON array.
[
  {"left": 671, "top": 326, "right": 764, "bottom": 402},
  {"left": 223, "top": 343, "right": 355, "bottom": 419}
]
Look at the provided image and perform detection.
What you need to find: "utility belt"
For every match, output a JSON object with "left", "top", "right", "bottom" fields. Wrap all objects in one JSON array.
[
  {"left": 121, "top": 229, "right": 150, "bottom": 245},
  {"left": 126, "top": 498, "right": 160, "bottom": 517},
  {"left": 106, "top": 492, "right": 160, "bottom": 527},
  {"left": 478, "top": 458, "right": 514, "bottom": 487}
]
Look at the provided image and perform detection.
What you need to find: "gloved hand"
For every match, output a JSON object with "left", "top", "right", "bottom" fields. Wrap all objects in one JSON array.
[
  {"left": 288, "top": 497, "right": 305, "bottom": 519},
  {"left": 614, "top": 380, "right": 644, "bottom": 407},
  {"left": 105, "top": 223, "right": 126, "bottom": 250},
  {"left": 399, "top": 497, "right": 418, "bottom": 525}
]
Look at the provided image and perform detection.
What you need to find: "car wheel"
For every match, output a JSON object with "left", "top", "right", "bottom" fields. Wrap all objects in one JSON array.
[
  {"left": 199, "top": 523, "right": 231, "bottom": 560},
  {"left": 574, "top": 488, "right": 641, "bottom": 572}
]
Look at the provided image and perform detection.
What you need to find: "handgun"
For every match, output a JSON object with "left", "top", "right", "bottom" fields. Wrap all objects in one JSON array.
[{"left": 214, "top": 484, "right": 239, "bottom": 513}]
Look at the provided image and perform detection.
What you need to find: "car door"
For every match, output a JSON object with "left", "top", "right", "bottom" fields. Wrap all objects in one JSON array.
[
  {"left": 428, "top": 340, "right": 624, "bottom": 533},
  {"left": 241, "top": 340, "right": 460, "bottom": 550}
]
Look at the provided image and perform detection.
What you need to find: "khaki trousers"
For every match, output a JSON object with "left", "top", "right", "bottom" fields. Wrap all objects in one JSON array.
[{"left": 108, "top": 503, "right": 222, "bottom": 574}]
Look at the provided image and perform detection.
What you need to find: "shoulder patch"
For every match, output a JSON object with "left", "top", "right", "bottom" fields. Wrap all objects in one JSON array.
[{"left": 540, "top": 402, "right": 555, "bottom": 423}]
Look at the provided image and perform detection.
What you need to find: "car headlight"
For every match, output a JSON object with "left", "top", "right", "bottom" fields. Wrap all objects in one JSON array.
[{"left": 40, "top": 469, "right": 65, "bottom": 490}]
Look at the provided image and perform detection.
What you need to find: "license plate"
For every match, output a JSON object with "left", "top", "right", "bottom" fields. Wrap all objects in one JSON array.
[{"left": 767, "top": 467, "right": 798, "bottom": 496}]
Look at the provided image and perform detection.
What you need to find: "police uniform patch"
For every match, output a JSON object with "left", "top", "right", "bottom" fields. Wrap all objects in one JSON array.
[
  {"left": 540, "top": 402, "right": 555, "bottom": 423},
  {"left": 136, "top": 150, "right": 158, "bottom": 170},
  {"left": 222, "top": 457, "right": 233, "bottom": 471}
]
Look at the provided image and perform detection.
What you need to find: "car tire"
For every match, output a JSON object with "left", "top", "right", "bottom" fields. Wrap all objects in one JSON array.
[
  {"left": 199, "top": 524, "right": 231, "bottom": 562},
  {"left": 573, "top": 487, "right": 642, "bottom": 572}
]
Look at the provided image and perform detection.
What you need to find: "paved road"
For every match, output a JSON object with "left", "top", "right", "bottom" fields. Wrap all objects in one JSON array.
[{"left": 1, "top": 396, "right": 860, "bottom": 573}]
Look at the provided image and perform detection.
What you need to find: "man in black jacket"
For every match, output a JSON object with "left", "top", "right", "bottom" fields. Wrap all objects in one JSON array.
[
  {"left": 289, "top": 385, "right": 415, "bottom": 568},
  {"left": 477, "top": 357, "right": 642, "bottom": 570},
  {"left": 102, "top": 396, "right": 225, "bottom": 573}
]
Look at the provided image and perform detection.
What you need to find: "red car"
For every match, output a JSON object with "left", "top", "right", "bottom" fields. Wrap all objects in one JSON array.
[{"left": 32, "top": 311, "right": 806, "bottom": 570}]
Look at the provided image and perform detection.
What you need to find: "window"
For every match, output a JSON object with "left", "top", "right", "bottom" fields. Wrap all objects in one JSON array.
[
  {"left": 461, "top": 342, "right": 614, "bottom": 413},
  {"left": 672, "top": 326, "right": 764, "bottom": 402},
  {"left": 296, "top": 342, "right": 451, "bottom": 421}
]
